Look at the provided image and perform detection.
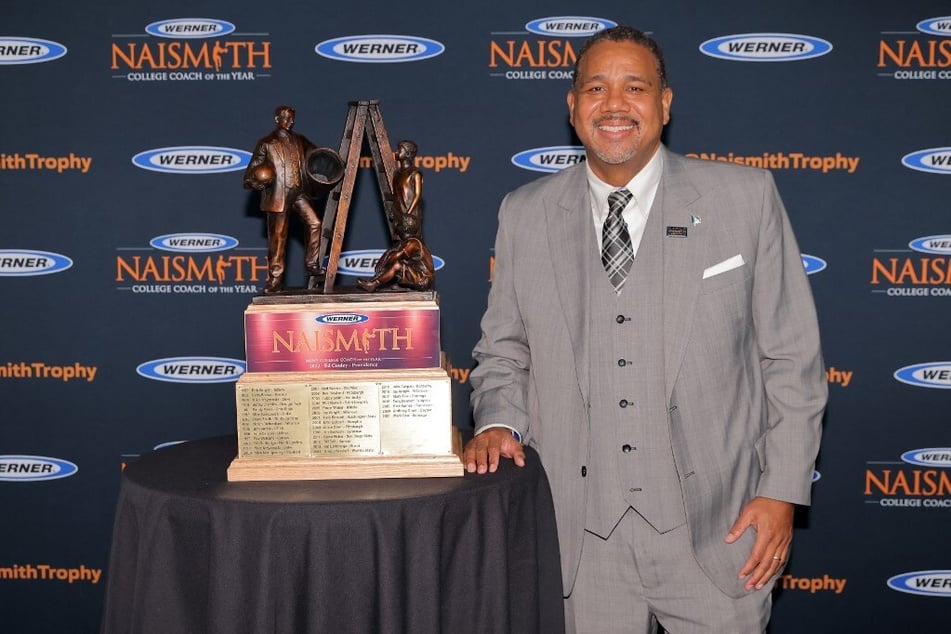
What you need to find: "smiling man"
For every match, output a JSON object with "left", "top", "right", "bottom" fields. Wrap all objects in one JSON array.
[{"left": 465, "top": 26, "right": 826, "bottom": 633}]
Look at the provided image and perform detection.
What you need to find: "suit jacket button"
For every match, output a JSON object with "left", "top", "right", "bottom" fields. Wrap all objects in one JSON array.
[
  {"left": 622, "top": 444, "right": 633, "bottom": 453},
  {"left": 617, "top": 359, "right": 627, "bottom": 367},
  {"left": 616, "top": 315, "right": 626, "bottom": 324},
  {"left": 581, "top": 466, "right": 587, "bottom": 477},
  {"left": 619, "top": 399, "right": 628, "bottom": 408}
]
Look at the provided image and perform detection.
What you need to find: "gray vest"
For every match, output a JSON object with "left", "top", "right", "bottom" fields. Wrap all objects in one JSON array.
[{"left": 584, "top": 193, "right": 687, "bottom": 537}]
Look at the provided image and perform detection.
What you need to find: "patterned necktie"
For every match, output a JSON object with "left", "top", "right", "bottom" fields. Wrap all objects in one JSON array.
[{"left": 602, "top": 188, "right": 635, "bottom": 292}]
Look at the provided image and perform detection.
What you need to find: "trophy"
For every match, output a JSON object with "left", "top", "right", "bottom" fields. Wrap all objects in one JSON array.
[{"left": 229, "top": 101, "right": 460, "bottom": 481}]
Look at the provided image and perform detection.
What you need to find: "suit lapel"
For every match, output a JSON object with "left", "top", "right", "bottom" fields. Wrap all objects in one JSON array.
[
  {"left": 659, "top": 150, "right": 707, "bottom": 400},
  {"left": 546, "top": 166, "right": 592, "bottom": 404}
]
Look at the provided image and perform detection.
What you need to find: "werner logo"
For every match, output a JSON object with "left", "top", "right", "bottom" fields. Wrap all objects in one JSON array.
[
  {"left": 699, "top": 33, "right": 832, "bottom": 62},
  {"left": 525, "top": 17, "right": 616, "bottom": 38},
  {"left": 335, "top": 249, "right": 446, "bottom": 276},
  {"left": 316, "top": 313, "right": 370, "bottom": 325},
  {"left": 136, "top": 357, "right": 246, "bottom": 383},
  {"left": 153, "top": 440, "right": 186, "bottom": 451},
  {"left": 887, "top": 571, "right": 951, "bottom": 597},
  {"left": 894, "top": 362, "right": 951, "bottom": 389},
  {"left": 917, "top": 17, "right": 951, "bottom": 36},
  {"left": 0, "top": 456, "right": 78, "bottom": 482},
  {"left": 132, "top": 147, "right": 251, "bottom": 174},
  {"left": 902, "top": 448, "right": 951, "bottom": 468},
  {"left": 145, "top": 18, "right": 236, "bottom": 39},
  {"left": 901, "top": 148, "right": 951, "bottom": 174},
  {"left": 149, "top": 233, "right": 239, "bottom": 253},
  {"left": 0, "top": 250, "right": 73, "bottom": 276},
  {"left": 0, "top": 37, "right": 67, "bottom": 65},
  {"left": 315, "top": 35, "right": 444, "bottom": 63},
  {"left": 910, "top": 235, "right": 951, "bottom": 254},
  {"left": 802, "top": 254, "right": 827, "bottom": 275},
  {"left": 512, "top": 146, "right": 586, "bottom": 172}
]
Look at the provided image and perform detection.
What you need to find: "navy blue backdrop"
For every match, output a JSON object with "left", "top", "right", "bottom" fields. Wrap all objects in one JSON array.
[{"left": 2, "top": 1, "right": 949, "bottom": 631}]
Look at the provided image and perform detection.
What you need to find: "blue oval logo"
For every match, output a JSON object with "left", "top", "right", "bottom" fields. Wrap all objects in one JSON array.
[
  {"left": 909, "top": 235, "right": 951, "bottom": 254},
  {"left": 0, "top": 455, "right": 79, "bottom": 482},
  {"left": 315, "top": 35, "right": 445, "bottom": 63},
  {"left": 887, "top": 571, "right": 951, "bottom": 597},
  {"left": 136, "top": 357, "right": 246, "bottom": 384},
  {"left": 894, "top": 362, "right": 951, "bottom": 389},
  {"left": 0, "top": 37, "right": 67, "bottom": 65},
  {"left": 901, "top": 448, "right": 951, "bottom": 468},
  {"left": 0, "top": 249, "right": 73, "bottom": 276},
  {"left": 145, "top": 18, "right": 236, "bottom": 39},
  {"left": 901, "top": 148, "right": 951, "bottom": 175},
  {"left": 315, "top": 313, "right": 371, "bottom": 325},
  {"left": 801, "top": 254, "right": 827, "bottom": 275},
  {"left": 812, "top": 470, "right": 821, "bottom": 482},
  {"left": 153, "top": 440, "right": 186, "bottom": 451},
  {"left": 334, "top": 249, "right": 446, "bottom": 276},
  {"left": 512, "top": 146, "right": 587, "bottom": 173},
  {"left": 525, "top": 17, "right": 617, "bottom": 37},
  {"left": 916, "top": 17, "right": 951, "bottom": 37},
  {"left": 149, "top": 233, "right": 239, "bottom": 252},
  {"left": 699, "top": 33, "right": 833, "bottom": 62},
  {"left": 132, "top": 146, "right": 251, "bottom": 174}
]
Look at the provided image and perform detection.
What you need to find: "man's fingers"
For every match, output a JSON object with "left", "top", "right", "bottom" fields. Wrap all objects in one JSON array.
[{"left": 463, "top": 428, "right": 525, "bottom": 474}]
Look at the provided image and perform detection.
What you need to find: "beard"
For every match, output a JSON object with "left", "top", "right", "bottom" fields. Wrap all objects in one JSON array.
[{"left": 590, "top": 116, "right": 642, "bottom": 165}]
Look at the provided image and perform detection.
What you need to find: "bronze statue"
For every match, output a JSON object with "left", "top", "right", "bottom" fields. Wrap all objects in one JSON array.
[
  {"left": 243, "top": 105, "right": 342, "bottom": 294},
  {"left": 358, "top": 141, "right": 435, "bottom": 292}
]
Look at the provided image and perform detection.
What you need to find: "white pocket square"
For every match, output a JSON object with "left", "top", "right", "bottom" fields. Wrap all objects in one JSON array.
[{"left": 702, "top": 254, "right": 745, "bottom": 279}]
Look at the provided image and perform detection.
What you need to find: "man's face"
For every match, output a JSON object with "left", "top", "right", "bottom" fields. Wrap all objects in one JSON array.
[
  {"left": 567, "top": 39, "right": 672, "bottom": 185},
  {"left": 276, "top": 111, "right": 295, "bottom": 131}
]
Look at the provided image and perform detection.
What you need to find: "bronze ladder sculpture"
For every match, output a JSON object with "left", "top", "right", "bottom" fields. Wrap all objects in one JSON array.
[{"left": 316, "top": 99, "right": 400, "bottom": 293}]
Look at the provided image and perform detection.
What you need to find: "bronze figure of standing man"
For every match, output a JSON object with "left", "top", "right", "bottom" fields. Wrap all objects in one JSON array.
[{"left": 244, "top": 105, "right": 324, "bottom": 294}]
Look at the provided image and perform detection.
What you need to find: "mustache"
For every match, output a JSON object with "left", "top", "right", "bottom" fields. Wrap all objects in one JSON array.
[{"left": 594, "top": 115, "right": 639, "bottom": 126}]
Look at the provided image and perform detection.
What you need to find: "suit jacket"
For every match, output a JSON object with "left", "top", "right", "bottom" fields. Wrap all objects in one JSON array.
[
  {"left": 244, "top": 131, "right": 315, "bottom": 213},
  {"left": 470, "top": 147, "right": 826, "bottom": 598}
]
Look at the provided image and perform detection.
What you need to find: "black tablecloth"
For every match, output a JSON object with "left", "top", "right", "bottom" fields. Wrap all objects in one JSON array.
[{"left": 100, "top": 435, "right": 564, "bottom": 634}]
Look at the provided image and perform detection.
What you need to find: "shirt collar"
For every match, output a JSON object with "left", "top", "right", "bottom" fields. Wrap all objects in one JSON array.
[{"left": 585, "top": 147, "right": 664, "bottom": 222}]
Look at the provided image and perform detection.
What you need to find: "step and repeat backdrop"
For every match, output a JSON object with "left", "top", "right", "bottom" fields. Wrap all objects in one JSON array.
[{"left": 2, "top": 0, "right": 948, "bottom": 631}]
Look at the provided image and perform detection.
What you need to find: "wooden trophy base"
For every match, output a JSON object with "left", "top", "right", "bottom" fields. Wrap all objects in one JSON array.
[{"left": 227, "top": 427, "right": 463, "bottom": 481}]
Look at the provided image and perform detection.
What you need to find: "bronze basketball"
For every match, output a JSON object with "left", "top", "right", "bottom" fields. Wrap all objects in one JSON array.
[{"left": 252, "top": 163, "right": 275, "bottom": 186}]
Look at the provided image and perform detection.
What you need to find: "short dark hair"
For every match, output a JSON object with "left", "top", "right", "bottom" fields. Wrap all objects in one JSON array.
[
  {"left": 397, "top": 139, "right": 418, "bottom": 158},
  {"left": 274, "top": 105, "right": 295, "bottom": 119},
  {"left": 572, "top": 26, "right": 668, "bottom": 89}
]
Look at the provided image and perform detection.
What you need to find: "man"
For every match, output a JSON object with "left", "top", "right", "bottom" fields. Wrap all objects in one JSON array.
[
  {"left": 244, "top": 105, "right": 323, "bottom": 293},
  {"left": 464, "top": 26, "right": 825, "bottom": 633}
]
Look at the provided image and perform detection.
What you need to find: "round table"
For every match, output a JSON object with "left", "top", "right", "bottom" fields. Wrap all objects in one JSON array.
[{"left": 100, "top": 435, "right": 564, "bottom": 633}]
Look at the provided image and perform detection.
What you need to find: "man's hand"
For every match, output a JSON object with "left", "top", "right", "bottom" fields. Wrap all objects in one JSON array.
[
  {"left": 463, "top": 428, "right": 526, "bottom": 474},
  {"left": 725, "top": 496, "right": 794, "bottom": 591}
]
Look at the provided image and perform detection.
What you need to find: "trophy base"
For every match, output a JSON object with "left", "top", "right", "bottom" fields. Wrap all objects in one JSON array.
[{"left": 227, "top": 427, "right": 463, "bottom": 481}]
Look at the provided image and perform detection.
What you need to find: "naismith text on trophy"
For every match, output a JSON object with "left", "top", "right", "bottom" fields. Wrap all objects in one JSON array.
[{"left": 228, "top": 100, "right": 461, "bottom": 481}]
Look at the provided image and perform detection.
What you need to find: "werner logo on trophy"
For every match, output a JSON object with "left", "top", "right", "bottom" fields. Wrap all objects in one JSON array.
[{"left": 228, "top": 100, "right": 461, "bottom": 481}]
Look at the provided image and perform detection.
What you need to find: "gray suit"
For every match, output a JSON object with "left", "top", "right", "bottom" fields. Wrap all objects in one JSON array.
[{"left": 470, "top": 147, "right": 826, "bottom": 600}]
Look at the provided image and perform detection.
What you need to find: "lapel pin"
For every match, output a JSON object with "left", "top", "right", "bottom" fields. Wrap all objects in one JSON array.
[{"left": 691, "top": 215, "right": 701, "bottom": 226}]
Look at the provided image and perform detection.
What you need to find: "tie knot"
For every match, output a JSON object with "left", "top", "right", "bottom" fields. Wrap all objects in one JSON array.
[{"left": 608, "top": 188, "right": 633, "bottom": 216}]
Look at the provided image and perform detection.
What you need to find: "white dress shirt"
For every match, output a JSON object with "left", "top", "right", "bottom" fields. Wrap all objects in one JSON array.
[{"left": 585, "top": 148, "right": 664, "bottom": 260}]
